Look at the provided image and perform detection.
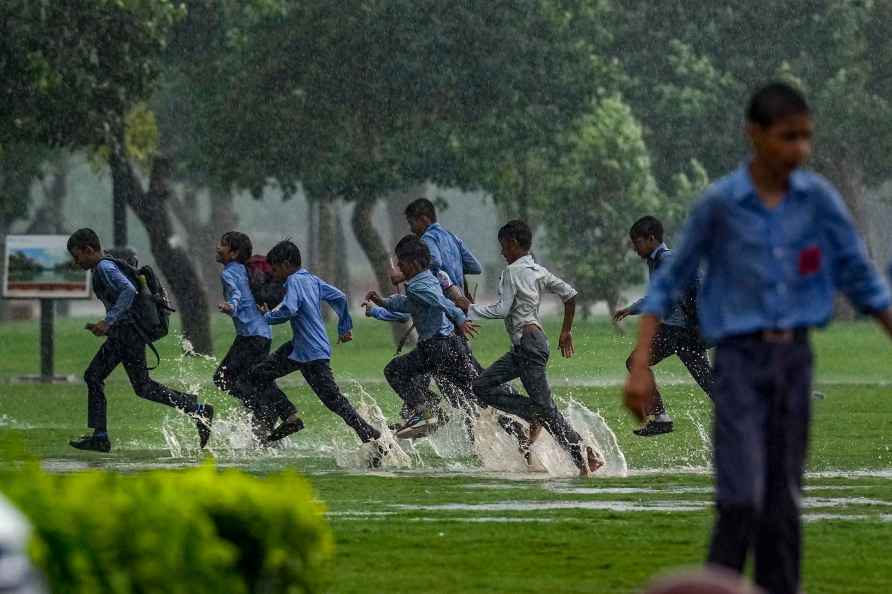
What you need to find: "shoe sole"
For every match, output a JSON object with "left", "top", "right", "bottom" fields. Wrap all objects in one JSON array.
[
  {"left": 395, "top": 422, "right": 439, "bottom": 440},
  {"left": 69, "top": 442, "right": 111, "bottom": 453},
  {"left": 633, "top": 423, "right": 674, "bottom": 437},
  {"left": 265, "top": 419, "right": 305, "bottom": 444}
]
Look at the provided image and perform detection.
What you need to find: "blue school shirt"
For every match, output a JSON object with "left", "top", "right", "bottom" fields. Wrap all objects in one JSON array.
[
  {"left": 263, "top": 269, "right": 352, "bottom": 362},
  {"left": 221, "top": 262, "right": 271, "bottom": 339},
  {"left": 642, "top": 164, "right": 891, "bottom": 343},
  {"left": 420, "top": 223, "right": 482, "bottom": 291},
  {"left": 366, "top": 305, "right": 410, "bottom": 323},
  {"left": 380, "top": 270, "right": 465, "bottom": 341},
  {"left": 93, "top": 259, "right": 135, "bottom": 326},
  {"left": 627, "top": 244, "right": 689, "bottom": 328}
]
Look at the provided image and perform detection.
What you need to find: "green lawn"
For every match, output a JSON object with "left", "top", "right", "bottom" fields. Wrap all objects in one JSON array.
[{"left": 2, "top": 315, "right": 892, "bottom": 593}]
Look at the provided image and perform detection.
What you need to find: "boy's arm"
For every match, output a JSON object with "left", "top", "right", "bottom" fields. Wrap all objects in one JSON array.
[
  {"left": 821, "top": 186, "right": 892, "bottom": 314},
  {"left": 219, "top": 270, "right": 240, "bottom": 315},
  {"left": 422, "top": 235, "right": 444, "bottom": 274},
  {"left": 409, "top": 283, "right": 468, "bottom": 329},
  {"left": 469, "top": 269, "right": 515, "bottom": 320},
  {"left": 458, "top": 238, "right": 483, "bottom": 275},
  {"left": 542, "top": 271, "right": 578, "bottom": 358},
  {"left": 319, "top": 281, "right": 353, "bottom": 338},
  {"left": 101, "top": 262, "right": 136, "bottom": 327},
  {"left": 264, "top": 279, "right": 300, "bottom": 325},
  {"left": 381, "top": 293, "right": 412, "bottom": 314},
  {"left": 365, "top": 304, "right": 412, "bottom": 323}
]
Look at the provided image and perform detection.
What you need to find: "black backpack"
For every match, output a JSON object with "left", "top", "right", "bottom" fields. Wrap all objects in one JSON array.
[{"left": 94, "top": 255, "right": 175, "bottom": 368}]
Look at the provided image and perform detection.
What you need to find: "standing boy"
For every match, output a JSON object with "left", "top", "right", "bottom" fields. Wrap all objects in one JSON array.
[
  {"left": 67, "top": 228, "right": 214, "bottom": 452},
  {"left": 212, "top": 231, "right": 274, "bottom": 435},
  {"left": 238, "top": 241, "right": 385, "bottom": 465},
  {"left": 624, "top": 82, "right": 892, "bottom": 594},
  {"left": 470, "top": 220, "right": 602, "bottom": 476},
  {"left": 366, "top": 235, "right": 479, "bottom": 439},
  {"left": 614, "top": 215, "right": 713, "bottom": 436}
]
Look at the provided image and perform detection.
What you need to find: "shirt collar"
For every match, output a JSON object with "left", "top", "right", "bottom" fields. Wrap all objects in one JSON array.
[
  {"left": 224, "top": 261, "right": 240, "bottom": 271},
  {"left": 407, "top": 269, "right": 436, "bottom": 286},
  {"left": 731, "top": 161, "right": 808, "bottom": 203},
  {"left": 424, "top": 222, "right": 443, "bottom": 235},
  {"left": 508, "top": 254, "right": 535, "bottom": 268},
  {"left": 648, "top": 243, "right": 668, "bottom": 261}
]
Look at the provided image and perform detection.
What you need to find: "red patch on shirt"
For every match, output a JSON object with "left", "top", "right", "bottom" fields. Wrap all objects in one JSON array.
[{"left": 798, "top": 245, "right": 822, "bottom": 276}]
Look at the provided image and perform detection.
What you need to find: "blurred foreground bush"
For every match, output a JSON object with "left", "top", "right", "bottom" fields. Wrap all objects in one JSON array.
[{"left": 1, "top": 464, "right": 333, "bottom": 594}]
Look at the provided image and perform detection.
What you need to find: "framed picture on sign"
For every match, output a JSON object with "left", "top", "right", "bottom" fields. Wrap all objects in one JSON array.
[{"left": 3, "top": 235, "right": 90, "bottom": 299}]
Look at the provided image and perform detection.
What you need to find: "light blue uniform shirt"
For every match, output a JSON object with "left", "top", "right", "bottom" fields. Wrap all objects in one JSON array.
[
  {"left": 628, "top": 244, "right": 689, "bottom": 328},
  {"left": 642, "top": 165, "right": 891, "bottom": 343},
  {"left": 94, "top": 259, "right": 135, "bottom": 326},
  {"left": 381, "top": 270, "right": 466, "bottom": 341},
  {"left": 420, "top": 223, "right": 482, "bottom": 291},
  {"left": 263, "top": 269, "right": 352, "bottom": 362},
  {"left": 221, "top": 262, "right": 271, "bottom": 339}
]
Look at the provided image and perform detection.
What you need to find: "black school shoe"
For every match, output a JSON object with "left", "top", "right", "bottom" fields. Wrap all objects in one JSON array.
[
  {"left": 194, "top": 404, "right": 215, "bottom": 449},
  {"left": 264, "top": 418, "right": 305, "bottom": 444},
  {"left": 633, "top": 419, "right": 674, "bottom": 437},
  {"left": 69, "top": 434, "right": 111, "bottom": 453}
]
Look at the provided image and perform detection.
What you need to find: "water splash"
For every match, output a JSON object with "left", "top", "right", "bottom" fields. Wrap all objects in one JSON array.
[
  {"left": 472, "top": 409, "right": 530, "bottom": 473},
  {"left": 564, "top": 398, "right": 627, "bottom": 476},
  {"left": 339, "top": 382, "right": 412, "bottom": 469}
]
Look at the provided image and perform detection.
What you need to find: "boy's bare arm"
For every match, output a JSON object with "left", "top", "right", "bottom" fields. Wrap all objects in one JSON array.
[
  {"left": 873, "top": 308, "right": 892, "bottom": 340},
  {"left": 558, "top": 297, "right": 576, "bottom": 358},
  {"left": 623, "top": 314, "right": 659, "bottom": 420}
]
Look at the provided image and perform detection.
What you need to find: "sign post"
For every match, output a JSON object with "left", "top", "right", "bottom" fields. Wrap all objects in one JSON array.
[{"left": 3, "top": 235, "right": 91, "bottom": 383}]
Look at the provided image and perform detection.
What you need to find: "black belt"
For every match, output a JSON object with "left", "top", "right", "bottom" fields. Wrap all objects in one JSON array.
[{"left": 736, "top": 328, "right": 809, "bottom": 344}]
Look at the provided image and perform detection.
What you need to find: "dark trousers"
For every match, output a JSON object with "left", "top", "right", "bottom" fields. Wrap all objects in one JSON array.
[
  {"left": 472, "top": 329, "right": 584, "bottom": 465},
  {"left": 707, "top": 333, "right": 812, "bottom": 594},
  {"left": 240, "top": 342, "right": 380, "bottom": 443},
  {"left": 625, "top": 323, "right": 713, "bottom": 416},
  {"left": 85, "top": 322, "right": 197, "bottom": 431},
  {"left": 384, "top": 334, "right": 477, "bottom": 414},
  {"left": 213, "top": 335, "right": 273, "bottom": 430}
]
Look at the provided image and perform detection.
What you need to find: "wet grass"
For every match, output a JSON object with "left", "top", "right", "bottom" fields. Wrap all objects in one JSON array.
[{"left": 1, "top": 315, "right": 892, "bottom": 593}]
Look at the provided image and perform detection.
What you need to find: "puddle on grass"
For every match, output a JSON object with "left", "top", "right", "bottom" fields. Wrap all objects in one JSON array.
[{"left": 393, "top": 500, "right": 707, "bottom": 513}]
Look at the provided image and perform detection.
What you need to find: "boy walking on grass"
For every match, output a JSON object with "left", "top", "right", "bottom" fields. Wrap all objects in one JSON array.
[
  {"left": 238, "top": 240, "right": 386, "bottom": 466},
  {"left": 67, "top": 228, "right": 213, "bottom": 453},
  {"left": 614, "top": 215, "right": 713, "bottom": 437},
  {"left": 470, "top": 220, "right": 602, "bottom": 476},
  {"left": 624, "top": 82, "right": 892, "bottom": 594}
]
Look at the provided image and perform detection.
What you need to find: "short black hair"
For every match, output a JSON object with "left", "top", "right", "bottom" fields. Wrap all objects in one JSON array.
[
  {"left": 746, "top": 82, "right": 811, "bottom": 127},
  {"left": 221, "top": 231, "right": 253, "bottom": 263},
  {"left": 67, "top": 228, "right": 101, "bottom": 253},
  {"left": 630, "top": 216, "right": 663, "bottom": 242},
  {"left": 404, "top": 198, "right": 437, "bottom": 222},
  {"left": 394, "top": 234, "right": 431, "bottom": 269},
  {"left": 497, "top": 220, "right": 532, "bottom": 250},
  {"left": 266, "top": 240, "right": 302, "bottom": 268}
]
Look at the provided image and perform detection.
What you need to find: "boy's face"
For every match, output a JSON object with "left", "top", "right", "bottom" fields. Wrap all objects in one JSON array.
[
  {"left": 499, "top": 238, "right": 525, "bottom": 264},
  {"left": 215, "top": 241, "right": 236, "bottom": 265},
  {"left": 631, "top": 235, "right": 659, "bottom": 259},
  {"left": 407, "top": 215, "right": 430, "bottom": 237},
  {"left": 748, "top": 113, "right": 814, "bottom": 176},
  {"left": 397, "top": 257, "right": 423, "bottom": 279},
  {"left": 69, "top": 246, "right": 99, "bottom": 270},
  {"left": 270, "top": 262, "right": 293, "bottom": 283}
]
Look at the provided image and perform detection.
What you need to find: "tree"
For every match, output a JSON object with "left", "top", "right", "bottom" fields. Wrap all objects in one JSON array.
[
  {"left": 190, "top": 0, "right": 602, "bottom": 340},
  {"left": 544, "top": 96, "right": 689, "bottom": 326}
]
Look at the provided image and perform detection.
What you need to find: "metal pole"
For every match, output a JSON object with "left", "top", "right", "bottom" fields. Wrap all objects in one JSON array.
[{"left": 39, "top": 298, "right": 54, "bottom": 380}]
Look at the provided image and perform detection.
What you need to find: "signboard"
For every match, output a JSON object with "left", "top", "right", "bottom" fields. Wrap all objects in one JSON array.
[{"left": 3, "top": 235, "right": 90, "bottom": 299}]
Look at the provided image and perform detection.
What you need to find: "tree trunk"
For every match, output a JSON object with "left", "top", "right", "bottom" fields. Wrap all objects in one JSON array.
[
  {"left": 0, "top": 220, "right": 9, "bottom": 321},
  {"left": 351, "top": 197, "right": 406, "bottom": 346},
  {"left": 334, "top": 202, "right": 351, "bottom": 300},
  {"left": 110, "top": 152, "right": 213, "bottom": 355}
]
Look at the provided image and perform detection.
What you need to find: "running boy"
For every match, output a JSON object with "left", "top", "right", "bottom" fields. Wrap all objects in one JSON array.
[
  {"left": 366, "top": 235, "right": 479, "bottom": 439},
  {"left": 213, "top": 231, "right": 274, "bottom": 435},
  {"left": 67, "top": 228, "right": 214, "bottom": 452},
  {"left": 470, "top": 220, "right": 602, "bottom": 476},
  {"left": 624, "top": 82, "right": 892, "bottom": 594},
  {"left": 238, "top": 240, "right": 385, "bottom": 464},
  {"left": 614, "top": 216, "right": 713, "bottom": 436}
]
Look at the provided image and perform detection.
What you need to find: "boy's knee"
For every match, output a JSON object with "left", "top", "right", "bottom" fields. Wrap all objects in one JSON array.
[{"left": 384, "top": 360, "right": 402, "bottom": 384}]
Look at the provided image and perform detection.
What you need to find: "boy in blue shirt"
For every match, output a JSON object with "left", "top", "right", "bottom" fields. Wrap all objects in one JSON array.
[
  {"left": 66, "top": 228, "right": 214, "bottom": 453},
  {"left": 614, "top": 216, "right": 713, "bottom": 436},
  {"left": 625, "top": 83, "right": 892, "bottom": 594},
  {"left": 238, "top": 241, "right": 385, "bottom": 465},
  {"left": 366, "top": 235, "right": 479, "bottom": 439},
  {"left": 213, "top": 231, "right": 275, "bottom": 436}
]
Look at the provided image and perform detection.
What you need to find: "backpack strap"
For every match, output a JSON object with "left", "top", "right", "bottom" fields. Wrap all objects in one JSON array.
[{"left": 129, "top": 321, "right": 161, "bottom": 370}]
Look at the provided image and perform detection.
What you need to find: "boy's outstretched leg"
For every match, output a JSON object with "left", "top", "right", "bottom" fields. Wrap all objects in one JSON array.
[{"left": 241, "top": 342, "right": 304, "bottom": 444}]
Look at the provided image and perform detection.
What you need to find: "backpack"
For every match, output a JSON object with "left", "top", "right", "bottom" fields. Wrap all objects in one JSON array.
[
  {"left": 246, "top": 255, "right": 285, "bottom": 309},
  {"left": 94, "top": 255, "right": 175, "bottom": 369}
]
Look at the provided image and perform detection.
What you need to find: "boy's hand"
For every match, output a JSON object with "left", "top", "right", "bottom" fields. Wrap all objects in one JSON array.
[
  {"left": 613, "top": 307, "right": 631, "bottom": 322},
  {"left": 365, "top": 290, "right": 385, "bottom": 306},
  {"left": 337, "top": 332, "right": 353, "bottom": 344},
  {"left": 361, "top": 301, "right": 374, "bottom": 316},
  {"left": 558, "top": 330, "right": 575, "bottom": 358},
  {"left": 257, "top": 303, "right": 270, "bottom": 314},
  {"left": 86, "top": 320, "right": 109, "bottom": 336},
  {"left": 623, "top": 353, "right": 653, "bottom": 421},
  {"left": 456, "top": 320, "right": 479, "bottom": 338},
  {"left": 217, "top": 302, "right": 234, "bottom": 314},
  {"left": 453, "top": 294, "right": 472, "bottom": 313}
]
